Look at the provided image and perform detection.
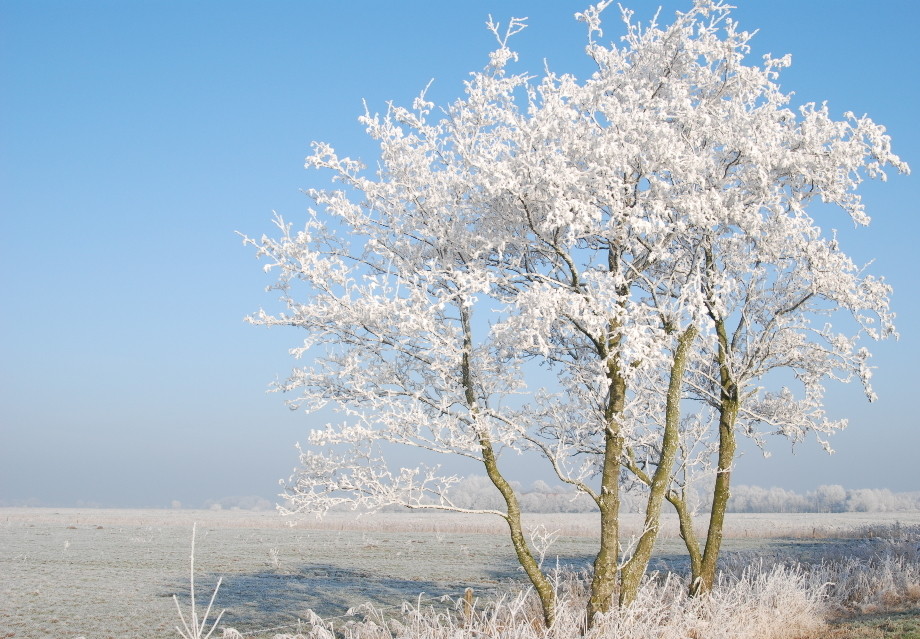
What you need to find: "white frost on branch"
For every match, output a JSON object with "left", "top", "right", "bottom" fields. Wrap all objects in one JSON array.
[{"left": 243, "top": 0, "right": 906, "bottom": 525}]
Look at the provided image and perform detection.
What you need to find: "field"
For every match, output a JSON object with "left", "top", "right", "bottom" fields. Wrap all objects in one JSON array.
[{"left": 2, "top": 508, "right": 920, "bottom": 638}]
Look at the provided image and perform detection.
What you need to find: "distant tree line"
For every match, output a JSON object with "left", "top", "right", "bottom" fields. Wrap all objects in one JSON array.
[
  {"left": 445, "top": 476, "right": 920, "bottom": 514},
  {"left": 444, "top": 475, "right": 600, "bottom": 513},
  {"left": 194, "top": 481, "right": 919, "bottom": 513},
  {"left": 727, "top": 484, "right": 920, "bottom": 513},
  {"left": 203, "top": 495, "right": 274, "bottom": 511}
]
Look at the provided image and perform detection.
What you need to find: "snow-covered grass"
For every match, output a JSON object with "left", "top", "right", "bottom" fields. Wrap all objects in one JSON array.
[
  {"left": 2, "top": 508, "right": 919, "bottom": 638},
  {"left": 4, "top": 506, "right": 917, "bottom": 536}
]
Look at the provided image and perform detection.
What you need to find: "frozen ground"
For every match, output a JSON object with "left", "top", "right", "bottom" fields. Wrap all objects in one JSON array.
[{"left": 3, "top": 508, "right": 919, "bottom": 638}]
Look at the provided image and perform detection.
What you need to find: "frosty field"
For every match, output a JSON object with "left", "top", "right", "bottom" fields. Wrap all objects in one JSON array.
[{"left": 3, "top": 508, "right": 920, "bottom": 638}]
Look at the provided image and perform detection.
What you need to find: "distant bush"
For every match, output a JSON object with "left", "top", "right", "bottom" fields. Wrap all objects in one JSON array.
[{"left": 202, "top": 495, "right": 274, "bottom": 511}]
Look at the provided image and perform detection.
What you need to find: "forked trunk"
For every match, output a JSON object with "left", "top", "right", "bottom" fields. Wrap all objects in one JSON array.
[{"left": 668, "top": 490, "right": 702, "bottom": 582}]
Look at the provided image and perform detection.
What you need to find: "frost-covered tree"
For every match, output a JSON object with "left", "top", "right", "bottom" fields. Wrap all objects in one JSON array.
[
  {"left": 245, "top": 0, "right": 906, "bottom": 627},
  {"left": 618, "top": 8, "right": 904, "bottom": 592},
  {"left": 675, "top": 201, "right": 900, "bottom": 593},
  {"left": 580, "top": 0, "right": 907, "bottom": 596}
]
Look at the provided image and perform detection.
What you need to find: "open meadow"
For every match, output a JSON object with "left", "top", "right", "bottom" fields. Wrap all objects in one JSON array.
[{"left": 3, "top": 508, "right": 920, "bottom": 638}]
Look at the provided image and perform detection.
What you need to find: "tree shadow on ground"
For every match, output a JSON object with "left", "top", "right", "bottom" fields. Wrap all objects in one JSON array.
[
  {"left": 170, "top": 546, "right": 775, "bottom": 633},
  {"left": 170, "top": 562, "right": 521, "bottom": 634}
]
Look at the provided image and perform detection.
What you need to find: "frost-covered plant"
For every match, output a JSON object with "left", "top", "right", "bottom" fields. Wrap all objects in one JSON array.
[
  {"left": 270, "top": 564, "right": 826, "bottom": 639},
  {"left": 244, "top": 0, "right": 906, "bottom": 627},
  {"left": 174, "top": 524, "right": 225, "bottom": 639},
  {"left": 207, "top": 526, "right": 917, "bottom": 639},
  {"left": 723, "top": 524, "right": 920, "bottom": 614}
]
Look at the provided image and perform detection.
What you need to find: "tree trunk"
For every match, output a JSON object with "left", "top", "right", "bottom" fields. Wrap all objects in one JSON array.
[
  {"left": 692, "top": 314, "right": 738, "bottom": 596},
  {"left": 668, "top": 490, "right": 702, "bottom": 583},
  {"left": 692, "top": 400, "right": 737, "bottom": 595},
  {"left": 619, "top": 326, "right": 697, "bottom": 606},
  {"left": 482, "top": 438, "right": 556, "bottom": 627},
  {"left": 586, "top": 342, "right": 627, "bottom": 627},
  {"left": 587, "top": 425, "right": 623, "bottom": 626},
  {"left": 460, "top": 303, "right": 555, "bottom": 627}
]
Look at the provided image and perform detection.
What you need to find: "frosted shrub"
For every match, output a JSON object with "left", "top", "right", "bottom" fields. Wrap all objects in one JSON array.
[
  {"left": 267, "top": 566, "right": 825, "bottom": 639},
  {"left": 806, "top": 525, "right": 920, "bottom": 612},
  {"left": 579, "top": 566, "right": 825, "bottom": 639}
]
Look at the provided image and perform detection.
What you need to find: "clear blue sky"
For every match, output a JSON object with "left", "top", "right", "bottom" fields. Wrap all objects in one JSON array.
[{"left": 2, "top": 1, "right": 918, "bottom": 508}]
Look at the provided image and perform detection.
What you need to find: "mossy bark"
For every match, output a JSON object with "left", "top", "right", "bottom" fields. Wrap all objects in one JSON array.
[
  {"left": 460, "top": 304, "right": 555, "bottom": 627},
  {"left": 586, "top": 379, "right": 624, "bottom": 626},
  {"left": 692, "top": 313, "right": 738, "bottom": 596},
  {"left": 586, "top": 313, "right": 628, "bottom": 627},
  {"left": 619, "top": 325, "right": 697, "bottom": 606},
  {"left": 692, "top": 399, "right": 737, "bottom": 595},
  {"left": 626, "top": 458, "right": 704, "bottom": 590},
  {"left": 481, "top": 437, "right": 556, "bottom": 626},
  {"left": 668, "top": 490, "right": 702, "bottom": 582}
]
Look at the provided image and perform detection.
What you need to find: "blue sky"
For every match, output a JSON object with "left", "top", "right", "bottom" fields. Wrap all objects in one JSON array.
[{"left": 2, "top": 0, "right": 918, "bottom": 509}]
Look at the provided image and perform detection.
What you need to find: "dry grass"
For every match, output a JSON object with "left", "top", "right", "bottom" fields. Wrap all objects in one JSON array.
[
  {"left": 824, "top": 609, "right": 920, "bottom": 639},
  {"left": 231, "top": 564, "right": 827, "bottom": 639}
]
